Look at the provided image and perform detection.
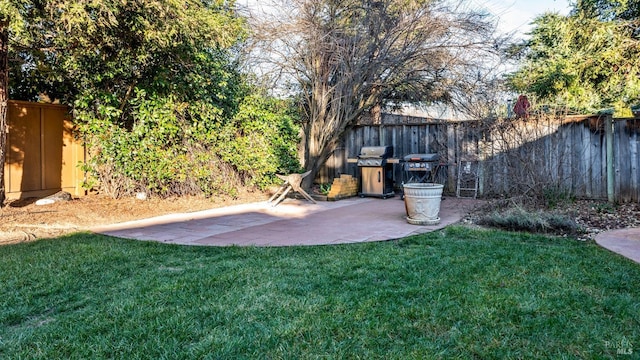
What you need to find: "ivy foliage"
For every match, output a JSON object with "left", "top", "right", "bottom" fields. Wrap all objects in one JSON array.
[
  {"left": 507, "top": 1, "right": 640, "bottom": 115},
  {"left": 3, "top": 0, "right": 301, "bottom": 198}
]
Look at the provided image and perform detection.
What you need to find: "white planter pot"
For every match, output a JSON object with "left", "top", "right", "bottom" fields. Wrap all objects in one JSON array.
[{"left": 403, "top": 183, "right": 444, "bottom": 225}]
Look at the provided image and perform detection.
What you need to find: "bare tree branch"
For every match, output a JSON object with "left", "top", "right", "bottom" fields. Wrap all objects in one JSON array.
[{"left": 244, "top": 0, "right": 507, "bottom": 188}]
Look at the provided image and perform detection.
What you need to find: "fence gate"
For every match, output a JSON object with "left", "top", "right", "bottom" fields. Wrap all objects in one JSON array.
[{"left": 4, "top": 100, "right": 86, "bottom": 199}]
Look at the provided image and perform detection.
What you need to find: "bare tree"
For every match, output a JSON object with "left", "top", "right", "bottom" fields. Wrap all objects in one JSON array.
[
  {"left": 247, "top": 0, "right": 503, "bottom": 188},
  {"left": 0, "top": 18, "right": 8, "bottom": 207}
]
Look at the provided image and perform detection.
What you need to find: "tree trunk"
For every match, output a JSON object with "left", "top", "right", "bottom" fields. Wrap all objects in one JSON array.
[
  {"left": 301, "top": 134, "right": 322, "bottom": 191},
  {"left": 301, "top": 153, "right": 330, "bottom": 191},
  {"left": 372, "top": 102, "right": 382, "bottom": 125},
  {"left": 300, "top": 126, "right": 337, "bottom": 191},
  {"left": 0, "top": 18, "right": 9, "bottom": 207}
]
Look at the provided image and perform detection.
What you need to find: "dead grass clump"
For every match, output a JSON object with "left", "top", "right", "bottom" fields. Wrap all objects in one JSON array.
[{"left": 477, "top": 206, "right": 581, "bottom": 236}]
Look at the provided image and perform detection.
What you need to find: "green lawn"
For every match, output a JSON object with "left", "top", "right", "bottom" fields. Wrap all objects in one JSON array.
[{"left": 1, "top": 226, "right": 638, "bottom": 359}]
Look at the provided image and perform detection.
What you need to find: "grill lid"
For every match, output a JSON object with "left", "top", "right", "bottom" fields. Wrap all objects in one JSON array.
[
  {"left": 358, "top": 146, "right": 394, "bottom": 159},
  {"left": 403, "top": 153, "right": 439, "bottom": 162}
]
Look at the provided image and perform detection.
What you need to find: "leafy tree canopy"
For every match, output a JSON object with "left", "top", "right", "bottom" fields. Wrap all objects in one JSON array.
[
  {"left": 575, "top": 0, "right": 640, "bottom": 20},
  {"left": 1, "top": 1, "right": 302, "bottom": 198},
  {"left": 2, "top": 0, "right": 246, "bottom": 110},
  {"left": 507, "top": 0, "right": 640, "bottom": 115}
]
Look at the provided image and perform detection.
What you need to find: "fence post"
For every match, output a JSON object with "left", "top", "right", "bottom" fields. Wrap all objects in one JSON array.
[
  {"left": 0, "top": 18, "right": 8, "bottom": 207},
  {"left": 606, "top": 114, "right": 615, "bottom": 203}
]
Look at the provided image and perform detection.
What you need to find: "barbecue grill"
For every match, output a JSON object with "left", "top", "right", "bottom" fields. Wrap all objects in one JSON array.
[
  {"left": 402, "top": 153, "right": 440, "bottom": 183},
  {"left": 356, "top": 146, "right": 396, "bottom": 198}
]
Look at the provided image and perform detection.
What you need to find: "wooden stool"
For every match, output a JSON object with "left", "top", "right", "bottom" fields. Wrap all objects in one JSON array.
[{"left": 268, "top": 171, "right": 317, "bottom": 206}]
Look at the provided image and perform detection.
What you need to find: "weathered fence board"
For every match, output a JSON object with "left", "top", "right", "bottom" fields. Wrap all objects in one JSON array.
[
  {"left": 321, "top": 113, "right": 640, "bottom": 202},
  {"left": 617, "top": 119, "right": 640, "bottom": 202},
  {"left": 631, "top": 125, "right": 640, "bottom": 201}
]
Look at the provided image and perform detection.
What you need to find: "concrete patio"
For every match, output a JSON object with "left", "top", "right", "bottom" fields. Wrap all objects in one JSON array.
[
  {"left": 92, "top": 196, "right": 482, "bottom": 247},
  {"left": 91, "top": 194, "right": 640, "bottom": 265},
  {"left": 596, "top": 228, "right": 640, "bottom": 264}
]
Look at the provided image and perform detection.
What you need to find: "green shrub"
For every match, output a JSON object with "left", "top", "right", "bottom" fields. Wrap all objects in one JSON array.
[
  {"left": 218, "top": 94, "right": 303, "bottom": 189},
  {"left": 77, "top": 90, "right": 301, "bottom": 198},
  {"left": 319, "top": 183, "right": 331, "bottom": 195}
]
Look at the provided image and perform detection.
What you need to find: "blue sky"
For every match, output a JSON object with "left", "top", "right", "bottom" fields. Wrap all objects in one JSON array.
[{"left": 481, "top": 0, "right": 572, "bottom": 37}]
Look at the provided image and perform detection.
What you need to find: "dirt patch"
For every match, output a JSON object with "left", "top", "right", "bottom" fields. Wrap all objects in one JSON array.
[{"left": 0, "top": 189, "right": 270, "bottom": 245}]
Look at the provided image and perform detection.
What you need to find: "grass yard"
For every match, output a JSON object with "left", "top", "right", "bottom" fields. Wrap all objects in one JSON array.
[{"left": 1, "top": 226, "right": 639, "bottom": 359}]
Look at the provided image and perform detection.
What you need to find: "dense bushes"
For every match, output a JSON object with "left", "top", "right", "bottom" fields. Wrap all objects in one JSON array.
[
  {"left": 217, "top": 94, "right": 302, "bottom": 190},
  {"left": 77, "top": 90, "right": 301, "bottom": 199}
]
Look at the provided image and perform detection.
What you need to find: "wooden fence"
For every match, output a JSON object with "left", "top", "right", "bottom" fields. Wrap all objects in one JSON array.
[
  {"left": 319, "top": 113, "right": 640, "bottom": 202},
  {"left": 4, "top": 100, "right": 86, "bottom": 200}
]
